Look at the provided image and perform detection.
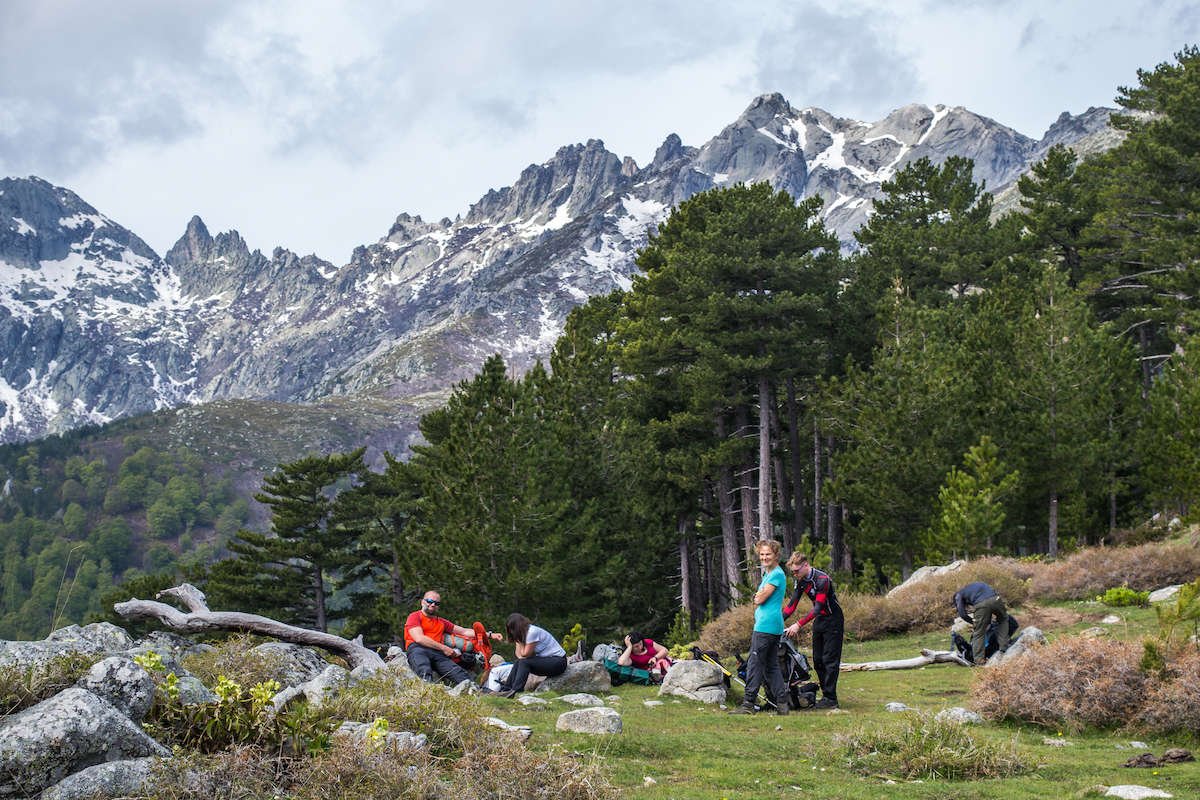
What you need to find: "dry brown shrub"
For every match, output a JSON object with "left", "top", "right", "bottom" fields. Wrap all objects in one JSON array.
[
  {"left": 972, "top": 637, "right": 1147, "bottom": 731},
  {"left": 845, "top": 558, "right": 1029, "bottom": 640},
  {"left": 697, "top": 603, "right": 755, "bottom": 655},
  {"left": 1138, "top": 647, "right": 1200, "bottom": 737},
  {"left": 1028, "top": 538, "right": 1200, "bottom": 601}
]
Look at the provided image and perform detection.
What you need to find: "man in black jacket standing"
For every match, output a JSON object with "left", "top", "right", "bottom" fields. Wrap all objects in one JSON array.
[
  {"left": 953, "top": 581, "right": 1010, "bottom": 665},
  {"left": 784, "top": 552, "right": 844, "bottom": 709}
]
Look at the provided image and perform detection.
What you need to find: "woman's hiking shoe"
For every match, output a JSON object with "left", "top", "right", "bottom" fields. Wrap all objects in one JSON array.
[
  {"left": 728, "top": 702, "right": 757, "bottom": 714},
  {"left": 812, "top": 697, "right": 838, "bottom": 709}
]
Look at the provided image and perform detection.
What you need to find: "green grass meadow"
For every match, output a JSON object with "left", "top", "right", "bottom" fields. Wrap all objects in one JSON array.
[{"left": 479, "top": 602, "right": 1200, "bottom": 799}]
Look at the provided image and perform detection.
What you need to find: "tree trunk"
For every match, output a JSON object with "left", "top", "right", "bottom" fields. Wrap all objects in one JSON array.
[
  {"left": 1048, "top": 489, "right": 1059, "bottom": 557},
  {"left": 312, "top": 566, "right": 327, "bottom": 633},
  {"left": 786, "top": 379, "right": 805, "bottom": 539},
  {"left": 769, "top": 393, "right": 793, "bottom": 550},
  {"left": 758, "top": 374, "right": 773, "bottom": 542},
  {"left": 716, "top": 417, "right": 742, "bottom": 603},
  {"left": 737, "top": 405, "right": 757, "bottom": 579},
  {"left": 113, "top": 584, "right": 385, "bottom": 671},
  {"left": 678, "top": 517, "right": 695, "bottom": 620},
  {"left": 841, "top": 649, "right": 971, "bottom": 671},
  {"left": 812, "top": 421, "right": 822, "bottom": 542}
]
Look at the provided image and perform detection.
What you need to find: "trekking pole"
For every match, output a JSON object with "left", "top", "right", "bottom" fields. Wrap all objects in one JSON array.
[{"left": 698, "top": 652, "right": 778, "bottom": 710}]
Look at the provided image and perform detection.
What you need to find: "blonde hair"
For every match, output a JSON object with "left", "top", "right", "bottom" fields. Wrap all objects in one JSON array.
[
  {"left": 755, "top": 539, "right": 782, "bottom": 558},
  {"left": 786, "top": 552, "right": 809, "bottom": 569}
]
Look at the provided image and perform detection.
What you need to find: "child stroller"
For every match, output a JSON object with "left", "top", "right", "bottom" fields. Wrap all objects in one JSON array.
[{"left": 734, "top": 638, "right": 820, "bottom": 710}]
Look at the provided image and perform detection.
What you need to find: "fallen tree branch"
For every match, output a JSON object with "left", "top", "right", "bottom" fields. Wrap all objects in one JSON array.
[
  {"left": 840, "top": 649, "right": 972, "bottom": 671},
  {"left": 113, "top": 583, "right": 385, "bottom": 671}
]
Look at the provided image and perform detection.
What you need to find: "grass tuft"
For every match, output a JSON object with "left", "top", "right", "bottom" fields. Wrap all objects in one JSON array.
[{"left": 836, "top": 714, "right": 1033, "bottom": 781}]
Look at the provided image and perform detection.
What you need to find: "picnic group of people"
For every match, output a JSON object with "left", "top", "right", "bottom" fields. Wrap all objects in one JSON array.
[{"left": 404, "top": 543, "right": 1010, "bottom": 708}]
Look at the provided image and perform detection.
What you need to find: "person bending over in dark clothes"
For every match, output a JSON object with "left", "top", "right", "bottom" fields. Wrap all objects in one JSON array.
[
  {"left": 784, "top": 552, "right": 844, "bottom": 710},
  {"left": 953, "top": 581, "right": 1010, "bottom": 665}
]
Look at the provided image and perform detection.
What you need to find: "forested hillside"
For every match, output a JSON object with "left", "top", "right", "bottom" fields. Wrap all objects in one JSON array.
[{"left": 3, "top": 48, "right": 1198, "bottom": 646}]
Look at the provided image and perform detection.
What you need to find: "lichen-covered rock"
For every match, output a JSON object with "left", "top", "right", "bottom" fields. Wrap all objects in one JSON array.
[
  {"left": 0, "top": 688, "right": 169, "bottom": 797},
  {"left": 555, "top": 707, "right": 622, "bottom": 734},
  {"left": 173, "top": 675, "right": 217, "bottom": 705},
  {"left": 39, "top": 757, "right": 159, "bottom": 800},
  {"left": 887, "top": 561, "right": 966, "bottom": 597},
  {"left": 248, "top": 642, "right": 328, "bottom": 687},
  {"left": 517, "top": 694, "right": 548, "bottom": 707},
  {"left": 1149, "top": 585, "right": 1182, "bottom": 604},
  {"left": 557, "top": 693, "right": 605, "bottom": 707},
  {"left": 76, "top": 656, "right": 155, "bottom": 720},
  {"left": 381, "top": 650, "right": 418, "bottom": 681},
  {"left": 47, "top": 623, "right": 134, "bottom": 653},
  {"left": 885, "top": 702, "right": 912, "bottom": 712},
  {"left": 297, "top": 664, "right": 353, "bottom": 707},
  {"left": 482, "top": 717, "right": 533, "bottom": 741},
  {"left": 534, "top": 661, "right": 610, "bottom": 694},
  {"left": 658, "top": 660, "right": 726, "bottom": 704},
  {"left": 333, "top": 721, "right": 427, "bottom": 751}
]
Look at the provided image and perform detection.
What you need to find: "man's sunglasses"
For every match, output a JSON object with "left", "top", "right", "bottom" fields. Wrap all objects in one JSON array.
[{"left": 422, "top": 598, "right": 440, "bottom": 606}]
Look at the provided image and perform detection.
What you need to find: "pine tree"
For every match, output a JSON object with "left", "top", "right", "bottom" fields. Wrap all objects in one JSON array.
[{"left": 921, "top": 436, "right": 1019, "bottom": 561}]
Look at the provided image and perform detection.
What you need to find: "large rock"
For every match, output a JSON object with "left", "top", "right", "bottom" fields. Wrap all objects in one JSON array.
[
  {"left": 658, "top": 660, "right": 726, "bottom": 704},
  {"left": 534, "top": 661, "right": 611, "bottom": 694},
  {"left": 248, "top": 642, "right": 329, "bottom": 687},
  {"left": 555, "top": 707, "right": 622, "bottom": 734},
  {"left": 1149, "top": 585, "right": 1182, "bottom": 603},
  {"left": 47, "top": 623, "right": 135, "bottom": 653},
  {"left": 75, "top": 656, "right": 155, "bottom": 721},
  {"left": 888, "top": 561, "right": 966, "bottom": 597},
  {"left": 39, "top": 758, "right": 159, "bottom": 800},
  {"left": 0, "top": 688, "right": 169, "bottom": 797},
  {"left": 297, "top": 663, "right": 353, "bottom": 707}
]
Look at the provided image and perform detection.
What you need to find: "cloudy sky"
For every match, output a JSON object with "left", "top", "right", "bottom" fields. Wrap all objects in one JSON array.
[{"left": 2, "top": 0, "right": 1196, "bottom": 263}]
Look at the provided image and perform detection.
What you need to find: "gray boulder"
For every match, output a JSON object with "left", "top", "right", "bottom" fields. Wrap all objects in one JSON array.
[
  {"left": 935, "top": 707, "right": 983, "bottom": 725},
  {"left": 887, "top": 561, "right": 966, "bottom": 597},
  {"left": 47, "top": 623, "right": 134, "bottom": 653},
  {"left": 297, "top": 664, "right": 353, "bottom": 707},
  {"left": 557, "top": 693, "right": 605, "bottom": 707},
  {"left": 40, "top": 757, "right": 159, "bottom": 800},
  {"left": 0, "top": 688, "right": 169, "bottom": 797},
  {"left": 75, "top": 656, "right": 155, "bottom": 720},
  {"left": 1149, "top": 585, "right": 1182, "bottom": 603},
  {"left": 248, "top": 642, "right": 329, "bottom": 687},
  {"left": 534, "top": 661, "right": 611, "bottom": 694},
  {"left": 556, "top": 707, "right": 622, "bottom": 734},
  {"left": 658, "top": 660, "right": 726, "bottom": 704},
  {"left": 381, "top": 649, "right": 418, "bottom": 681},
  {"left": 174, "top": 675, "right": 217, "bottom": 705}
]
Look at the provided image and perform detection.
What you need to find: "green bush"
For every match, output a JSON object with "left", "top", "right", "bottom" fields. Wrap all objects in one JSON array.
[
  {"left": 1099, "top": 586, "right": 1150, "bottom": 607},
  {"left": 837, "top": 714, "right": 1032, "bottom": 780}
]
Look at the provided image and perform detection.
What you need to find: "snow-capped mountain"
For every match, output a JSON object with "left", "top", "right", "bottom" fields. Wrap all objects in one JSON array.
[{"left": 0, "top": 95, "right": 1117, "bottom": 444}]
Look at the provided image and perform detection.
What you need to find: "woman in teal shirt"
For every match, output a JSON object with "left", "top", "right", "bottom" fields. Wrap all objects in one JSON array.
[{"left": 730, "top": 539, "right": 788, "bottom": 715}]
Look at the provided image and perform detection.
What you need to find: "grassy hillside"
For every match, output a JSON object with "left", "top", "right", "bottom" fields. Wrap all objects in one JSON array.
[{"left": 480, "top": 603, "right": 1198, "bottom": 799}]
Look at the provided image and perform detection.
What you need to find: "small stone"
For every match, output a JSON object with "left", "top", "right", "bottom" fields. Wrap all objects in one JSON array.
[
  {"left": 643, "top": 776, "right": 657, "bottom": 786},
  {"left": 1104, "top": 786, "right": 1173, "bottom": 799},
  {"left": 643, "top": 700, "right": 664, "bottom": 707},
  {"left": 555, "top": 707, "right": 622, "bottom": 734},
  {"left": 1081, "top": 627, "right": 1110, "bottom": 638},
  {"left": 605, "top": 695, "right": 621, "bottom": 703},
  {"left": 482, "top": 717, "right": 533, "bottom": 742},
  {"left": 517, "top": 695, "right": 548, "bottom": 707},
  {"left": 935, "top": 707, "right": 983, "bottom": 725},
  {"left": 1130, "top": 741, "right": 1150, "bottom": 750},
  {"left": 885, "top": 702, "right": 911, "bottom": 712},
  {"left": 1043, "top": 737, "right": 1073, "bottom": 747},
  {"left": 558, "top": 692, "right": 605, "bottom": 707},
  {"left": 1101, "top": 614, "right": 1122, "bottom": 624}
]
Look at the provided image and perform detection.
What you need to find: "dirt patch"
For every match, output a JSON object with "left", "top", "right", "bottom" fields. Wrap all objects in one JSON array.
[{"left": 1018, "top": 604, "right": 1083, "bottom": 631}]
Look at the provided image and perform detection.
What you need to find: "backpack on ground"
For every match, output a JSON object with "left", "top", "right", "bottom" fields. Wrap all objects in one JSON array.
[{"left": 951, "top": 615, "right": 1019, "bottom": 663}]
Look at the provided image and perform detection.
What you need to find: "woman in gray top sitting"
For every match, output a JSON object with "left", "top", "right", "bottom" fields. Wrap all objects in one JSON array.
[{"left": 494, "top": 612, "right": 567, "bottom": 697}]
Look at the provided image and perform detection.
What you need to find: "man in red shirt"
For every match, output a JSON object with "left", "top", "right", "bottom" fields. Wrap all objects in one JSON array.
[{"left": 405, "top": 590, "right": 499, "bottom": 685}]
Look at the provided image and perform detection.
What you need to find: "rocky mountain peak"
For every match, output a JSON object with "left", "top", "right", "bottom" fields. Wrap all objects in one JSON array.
[
  {"left": 165, "top": 215, "right": 213, "bottom": 267},
  {"left": 740, "top": 92, "right": 796, "bottom": 128},
  {"left": 651, "top": 133, "right": 688, "bottom": 168}
]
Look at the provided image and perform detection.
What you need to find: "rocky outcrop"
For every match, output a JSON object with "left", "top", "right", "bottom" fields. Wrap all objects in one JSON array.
[
  {"left": 39, "top": 758, "right": 160, "bottom": 800},
  {"left": 0, "top": 688, "right": 169, "bottom": 797},
  {"left": 75, "top": 657, "right": 155, "bottom": 720}
]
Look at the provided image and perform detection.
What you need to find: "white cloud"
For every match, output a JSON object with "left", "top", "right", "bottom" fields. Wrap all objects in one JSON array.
[{"left": 0, "top": 0, "right": 1193, "bottom": 260}]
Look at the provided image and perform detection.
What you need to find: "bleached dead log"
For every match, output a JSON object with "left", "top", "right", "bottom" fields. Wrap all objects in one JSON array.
[
  {"left": 113, "top": 583, "right": 385, "bottom": 671},
  {"left": 840, "top": 649, "right": 972, "bottom": 672}
]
